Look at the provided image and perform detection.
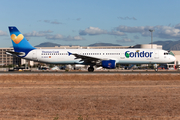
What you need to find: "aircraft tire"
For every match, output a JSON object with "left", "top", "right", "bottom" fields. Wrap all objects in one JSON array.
[{"left": 88, "top": 67, "right": 94, "bottom": 72}]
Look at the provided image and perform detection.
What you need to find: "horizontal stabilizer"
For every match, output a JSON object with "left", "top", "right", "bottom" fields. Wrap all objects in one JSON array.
[{"left": 6, "top": 51, "right": 25, "bottom": 57}]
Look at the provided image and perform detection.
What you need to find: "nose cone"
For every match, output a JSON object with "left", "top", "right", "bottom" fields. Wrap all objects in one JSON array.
[
  {"left": 167, "top": 56, "right": 176, "bottom": 63},
  {"left": 169, "top": 56, "right": 176, "bottom": 62},
  {"left": 172, "top": 56, "right": 176, "bottom": 61}
]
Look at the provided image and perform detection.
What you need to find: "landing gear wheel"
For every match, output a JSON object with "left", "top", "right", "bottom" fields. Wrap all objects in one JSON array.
[
  {"left": 155, "top": 68, "right": 158, "bottom": 72},
  {"left": 88, "top": 67, "right": 94, "bottom": 72}
]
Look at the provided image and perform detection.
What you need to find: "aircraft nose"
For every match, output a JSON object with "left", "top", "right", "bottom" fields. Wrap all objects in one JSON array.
[
  {"left": 170, "top": 56, "right": 176, "bottom": 62},
  {"left": 172, "top": 56, "right": 176, "bottom": 61},
  {"left": 168, "top": 56, "right": 176, "bottom": 62}
]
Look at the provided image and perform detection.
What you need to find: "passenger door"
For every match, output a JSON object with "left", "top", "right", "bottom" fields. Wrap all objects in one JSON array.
[
  {"left": 32, "top": 50, "right": 37, "bottom": 60},
  {"left": 154, "top": 50, "right": 159, "bottom": 59},
  {"left": 120, "top": 52, "right": 125, "bottom": 59}
]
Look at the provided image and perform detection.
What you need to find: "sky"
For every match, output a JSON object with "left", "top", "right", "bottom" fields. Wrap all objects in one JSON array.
[{"left": 1, "top": 0, "right": 180, "bottom": 48}]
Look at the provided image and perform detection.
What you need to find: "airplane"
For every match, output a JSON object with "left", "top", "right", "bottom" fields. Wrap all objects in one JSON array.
[{"left": 6, "top": 26, "right": 176, "bottom": 72}]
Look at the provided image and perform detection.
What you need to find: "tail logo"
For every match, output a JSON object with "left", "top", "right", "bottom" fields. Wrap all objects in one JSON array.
[{"left": 11, "top": 34, "right": 24, "bottom": 44}]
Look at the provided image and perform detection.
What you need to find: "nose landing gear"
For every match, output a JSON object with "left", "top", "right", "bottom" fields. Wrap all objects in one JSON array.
[{"left": 154, "top": 64, "right": 158, "bottom": 72}]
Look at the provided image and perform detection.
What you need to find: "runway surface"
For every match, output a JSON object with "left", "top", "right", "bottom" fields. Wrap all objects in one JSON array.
[{"left": 0, "top": 70, "right": 180, "bottom": 74}]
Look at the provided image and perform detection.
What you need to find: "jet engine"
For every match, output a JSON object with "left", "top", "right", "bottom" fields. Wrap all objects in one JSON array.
[{"left": 101, "top": 60, "right": 116, "bottom": 69}]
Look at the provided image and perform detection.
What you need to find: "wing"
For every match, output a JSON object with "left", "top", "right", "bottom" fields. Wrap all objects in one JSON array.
[{"left": 68, "top": 52, "right": 101, "bottom": 64}]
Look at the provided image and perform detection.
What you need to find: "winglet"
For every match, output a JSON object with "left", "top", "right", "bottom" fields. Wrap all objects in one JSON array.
[{"left": 68, "top": 51, "right": 72, "bottom": 56}]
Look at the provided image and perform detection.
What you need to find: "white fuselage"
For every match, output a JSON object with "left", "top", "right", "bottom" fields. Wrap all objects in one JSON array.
[{"left": 24, "top": 48, "right": 176, "bottom": 65}]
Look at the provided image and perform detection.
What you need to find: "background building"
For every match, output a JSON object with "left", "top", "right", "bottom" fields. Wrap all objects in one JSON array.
[
  {"left": 133, "top": 44, "right": 162, "bottom": 49},
  {"left": 171, "top": 51, "right": 180, "bottom": 65},
  {"left": 0, "top": 48, "right": 21, "bottom": 66}
]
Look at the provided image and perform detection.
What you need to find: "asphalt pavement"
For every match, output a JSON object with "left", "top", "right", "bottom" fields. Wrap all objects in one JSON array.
[{"left": 0, "top": 70, "right": 179, "bottom": 74}]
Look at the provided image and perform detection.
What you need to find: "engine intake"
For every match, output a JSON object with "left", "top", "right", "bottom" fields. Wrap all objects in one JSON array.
[{"left": 101, "top": 60, "right": 116, "bottom": 69}]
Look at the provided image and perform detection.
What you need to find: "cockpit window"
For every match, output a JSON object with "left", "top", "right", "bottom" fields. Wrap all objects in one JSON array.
[
  {"left": 164, "top": 51, "right": 175, "bottom": 56},
  {"left": 164, "top": 52, "right": 168, "bottom": 55}
]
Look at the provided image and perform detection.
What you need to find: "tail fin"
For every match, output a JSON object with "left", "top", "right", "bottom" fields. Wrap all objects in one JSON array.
[{"left": 8, "top": 26, "right": 35, "bottom": 56}]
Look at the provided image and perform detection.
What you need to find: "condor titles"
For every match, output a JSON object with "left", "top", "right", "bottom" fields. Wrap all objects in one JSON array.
[{"left": 125, "top": 51, "right": 153, "bottom": 58}]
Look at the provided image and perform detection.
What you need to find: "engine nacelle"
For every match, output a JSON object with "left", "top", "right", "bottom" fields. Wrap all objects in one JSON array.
[{"left": 101, "top": 60, "right": 116, "bottom": 69}]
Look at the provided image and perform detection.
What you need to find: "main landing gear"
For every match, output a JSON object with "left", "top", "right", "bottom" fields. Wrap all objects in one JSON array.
[{"left": 88, "top": 67, "right": 94, "bottom": 72}]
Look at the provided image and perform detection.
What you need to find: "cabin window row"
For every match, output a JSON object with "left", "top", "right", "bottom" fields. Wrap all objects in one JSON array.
[
  {"left": 41, "top": 53, "right": 121, "bottom": 55},
  {"left": 41, "top": 53, "right": 67, "bottom": 55},
  {"left": 82, "top": 53, "right": 120, "bottom": 55}
]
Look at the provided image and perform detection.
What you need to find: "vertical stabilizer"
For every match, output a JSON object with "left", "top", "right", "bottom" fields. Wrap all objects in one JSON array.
[{"left": 8, "top": 26, "right": 35, "bottom": 56}]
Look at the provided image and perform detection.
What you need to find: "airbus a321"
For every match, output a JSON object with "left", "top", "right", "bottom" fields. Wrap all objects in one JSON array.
[{"left": 6, "top": 26, "right": 176, "bottom": 72}]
